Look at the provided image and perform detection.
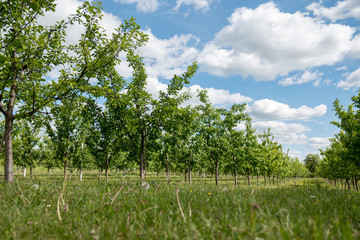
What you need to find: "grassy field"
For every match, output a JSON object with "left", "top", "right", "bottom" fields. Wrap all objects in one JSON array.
[{"left": 0, "top": 169, "right": 359, "bottom": 239}]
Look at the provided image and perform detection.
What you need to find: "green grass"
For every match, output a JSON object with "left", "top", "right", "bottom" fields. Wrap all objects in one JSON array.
[{"left": 0, "top": 171, "right": 359, "bottom": 239}]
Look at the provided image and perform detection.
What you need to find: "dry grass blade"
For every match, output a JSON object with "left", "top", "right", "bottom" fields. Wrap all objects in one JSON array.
[
  {"left": 110, "top": 183, "right": 126, "bottom": 205},
  {"left": 139, "top": 206, "right": 158, "bottom": 215},
  {"left": 250, "top": 188, "right": 255, "bottom": 195},
  {"left": 57, "top": 192, "right": 63, "bottom": 221},
  {"left": 176, "top": 188, "right": 186, "bottom": 222}
]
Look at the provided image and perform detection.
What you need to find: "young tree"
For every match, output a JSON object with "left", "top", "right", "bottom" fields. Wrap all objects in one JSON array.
[
  {"left": 0, "top": 0, "right": 147, "bottom": 182},
  {"left": 13, "top": 119, "right": 40, "bottom": 179},
  {"left": 304, "top": 153, "right": 321, "bottom": 177},
  {"left": 110, "top": 52, "right": 197, "bottom": 183}
]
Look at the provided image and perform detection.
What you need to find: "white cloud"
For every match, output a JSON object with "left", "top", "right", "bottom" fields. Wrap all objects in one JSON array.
[
  {"left": 336, "top": 66, "right": 347, "bottom": 71},
  {"left": 307, "top": 0, "right": 360, "bottom": 21},
  {"left": 39, "top": 0, "right": 122, "bottom": 45},
  {"left": 145, "top": 77, "right": 252, "bottom": 106},
  {"left": 247, "top": 99, "right": 327, "bottom": 121},
  {"left": 173, "top": 0, "right": 214, "bottom": 12},
  {"left": 116, "top": 0, "right": 160, "bottom": 13},
  {"left": 184, "top": 85, "right": 253, "bottom": 106},
  {"left": 349, "top": 34, "right": 360, "bottom": 59},
  {"left": 198, "top": 2, "right": 354, "bottom": 80},
  {"left": 308, "top": 137, "right": 331, "bottom": 149},
  {"left": 252, "top": 121, "right": 310, "bottom": 145},
  {"left": 338, "top": 67, "right": 360, "bottom": 89},
  {"left": 279, "top": 70, "right": 323, "bottom": 86},
  {"left": 140, "top": 29, "right": 200, "bottom": 79}
]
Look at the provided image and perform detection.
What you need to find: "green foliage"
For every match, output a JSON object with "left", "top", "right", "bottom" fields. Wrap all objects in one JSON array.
[
  {"left": 0, "top": 0, "right": 147, "bottom": 182},
  {"left": 304, "top": 154, "right": 321, "bottom": 176},
  {"left": 319, "top": 91, "right": 360, "bottom": 184}
]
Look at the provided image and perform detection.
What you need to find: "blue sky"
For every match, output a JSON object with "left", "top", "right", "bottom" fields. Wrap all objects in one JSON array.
[{"left": 46, "top": 0, "right": 360, "bottom": 160}]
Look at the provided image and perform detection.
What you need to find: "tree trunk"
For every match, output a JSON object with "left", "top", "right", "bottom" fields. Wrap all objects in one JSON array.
[
  {"left": 23, "top": 166, "right": 26, "bottom": 177},
  {"left": 99, "top": 168, "right": 103, "bottom": 180},
  {"left": 268, "top": 175, "right": 271, "bottom": 185},
  {"left": 273, "top": 175, "right": 275, "bottom": 185},
  {"left": 30, "top": 165, "right": 33, "bottom": 180},
  {"left": 215, "top": 158, "right": 219, "bottom": 185},
  {"left": 64, "top": 159, "right": 68, "bottom": 181},
  {"left": 346, "top": 179, "right": 351, "bottom": 190},
  {"left": 355, "top": 176, "right": 358, "bottom": 191},
  {"left": 233, "top": 155, "right": 237, "bottom": 186},
  {"left": 277, "top": 172, "right": 279, "bottom": 185},
  {"left": 198, "top": 171, "right": 201, "bottom": 183},
  {"left": 256, "top": 174, "right": 259, "bottom": 186},
  {"left": 105, "top": 155, "right": 109, "bottom": 183},
  {"left": 184, "top": 169, "right": 187, "bottom": 182},
  {"left": 139, "top": 134, "right": 145, "bottom": 184},
  {"left": 4, "top": 115, "right": 14, "bottom": 183},
  {"left": 264, "top": 175, "right": 266, "bottom": 186},
  {"left": 188, "top": 164, "right": 191, "bottom": 184},
  {"left": 79, "top": 167, "right": 83, "bottom": 181},
  {"left": 165, "top": 157, "right": 170, "bottom": 183},
  {"left": 144, "top": 140, "right": 147, "bottom": 181},
  {"left": 247, "top": 168, "right": 251, "bottom": 187}
]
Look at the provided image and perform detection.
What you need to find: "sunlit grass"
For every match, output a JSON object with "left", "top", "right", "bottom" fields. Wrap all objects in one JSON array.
[{"left": 0, "top": 170, "right": 359, "bottom": 239}]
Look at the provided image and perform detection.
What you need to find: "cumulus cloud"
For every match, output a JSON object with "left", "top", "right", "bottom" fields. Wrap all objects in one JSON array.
[
  {"left": 308, "top": 137, "right": 331, "bottom": 149},
  {"left": 173, "top": 0, "right": 214, "bottom": 12},
  {"left": 39, "top": 0, "right": 122, "bottom": 45},
  {"left": 337, "top": 68, "right": 360, "bottom": 89},
  {"left": 247, "top": 99, "right": 327, "bottom": 121},
  {"left": 140, "top": 29, "right": 200, "bottom": 79},
  {"left": 279, "top": 70, "right": 323, "bottom": 86},
  {"left": 115, "top": 0, "right": 160, "bottom": 13},
  {"left": 253, "top": 121, "right": 310, "bottom": 145},
  {"left": 307, "top": 0, "right": 360, "bottom": 21},
  {"left": 198, "top": 2, "right": 354, "bottom": 80},
  {"left": 145, "top": 77, "right": 252, "bottom": 106}
]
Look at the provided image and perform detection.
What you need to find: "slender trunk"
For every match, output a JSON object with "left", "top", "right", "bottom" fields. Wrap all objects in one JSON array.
[
  {"left": 23, "top": 166, "right": 26, "bottom": 177},
  {"left": 139, "top": 134, "right": 145, "bottom": 184},
  {"left": 215, "top": 158, "right": 219, "bottom": 185},
  {"left": 184, "top": 168, "right": 187, "bottom": 182},
  {"left": 346, "top": 179, "right": 351, "bottom": 190},
  {"left": 30, "top": 165, "right": 33, "bottom": 180},
  {"left": 99, "top": 168, "right": 103, "bottom": 180},
  {"left": 264, "top": 175, "right": 266, "bottom": 186},
  {"left": 144, "top": 140, "right": 147, "bottom": 181},
  {"left": 105, "top": 155, "right": 109, "bottom": 183},
  {"left": 247, "top": 168, "right": 251, "bottom": 187},
  {"left": 257, "top": 174, "right": 259, "bottom": 186},
  {"left": 188, "top": 164, "right": 191, "bottom": 184},
  {"left": 273, "top": 175, "right": 275, "bottom": 185},
  {"left": 352, "top": 176, "right": 355, "bottom": 191},
  {"left": 79, "top": 167, "right": 83, "bottom": 181},
  {"left": 277, "top": 172, "right": 279, "bottom": 185},
  {"left": 198, "top": 171, "right": 201, "bottom": 183},
  {"left": 334, "top": 179, "right": 337, "bottom": 188},
  {"left": 165, "top": 156, "right": 170, "bottom": 183},
  {"left": 4, "top": 115, "right": 14, "bottom": 183},
  {"left": 268, "top": 175, "right": 271, "bottom": 185},
  {"left": 233, "top": 155, "right": 237, "bottom": 186},
  {"left": 355, "top": 176, "right": 359, "bottom": 191},
  {"left": 64, "top": 159, "right": 68, "bottom": 182}
]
